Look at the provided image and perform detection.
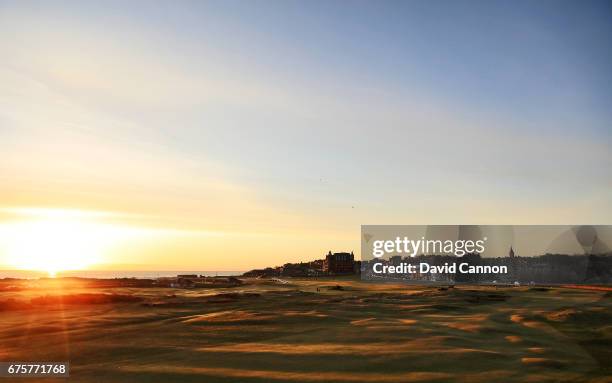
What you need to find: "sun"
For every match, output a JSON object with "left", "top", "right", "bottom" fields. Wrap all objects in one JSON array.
[
  {"left": 0, "top": 207, "right": 183, "bottom": 276},
  {"left": 0, "top": 209, "right": 115, "bottom": 276}
]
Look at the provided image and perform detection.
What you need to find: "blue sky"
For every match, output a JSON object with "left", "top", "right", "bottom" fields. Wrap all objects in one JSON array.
[{"left": 0, "top": 0, "right": 610, "bottom": 268}]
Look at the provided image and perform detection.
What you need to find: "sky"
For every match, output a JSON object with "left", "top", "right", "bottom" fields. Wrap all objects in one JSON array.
[{"left": 0, "top": 0, "right": 611, "bottom": 271}]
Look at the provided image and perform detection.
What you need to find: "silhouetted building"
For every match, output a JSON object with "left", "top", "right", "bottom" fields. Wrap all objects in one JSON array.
[
  {"left": 310, "top": 259, "right": 324, "bottom": 271},
  {"left": 390, "top": 255, "right": 402, "bottom": 266},
  {"left": 323, "top": 251, "right": 355, "bottom": 274}
]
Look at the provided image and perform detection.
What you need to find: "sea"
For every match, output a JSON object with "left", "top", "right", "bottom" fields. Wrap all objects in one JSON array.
[{"left": 0, "top": 270, "right": 245, "bottom": 279}]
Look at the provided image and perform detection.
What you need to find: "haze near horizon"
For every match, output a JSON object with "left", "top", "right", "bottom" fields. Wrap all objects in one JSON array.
[{"left": 1, "top": 0, "right": 611, "bottom": 273}]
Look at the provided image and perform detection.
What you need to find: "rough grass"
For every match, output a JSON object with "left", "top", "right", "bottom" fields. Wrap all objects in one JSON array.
[{"left": 0, "top": 279, "right": 609, "bottom": 383}]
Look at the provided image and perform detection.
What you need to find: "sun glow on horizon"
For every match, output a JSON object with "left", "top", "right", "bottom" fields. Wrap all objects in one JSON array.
[
  {"left": 0, "top": 207, "right": 163, "bottom": 276},
  {"left": 1, "top": 218, "right": 110, "bottom": 276}
]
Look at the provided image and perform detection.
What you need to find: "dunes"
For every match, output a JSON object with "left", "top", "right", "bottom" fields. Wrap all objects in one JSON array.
[
  {"left": 31, "top": 293, "right": 142, "bottom": 305},
  {"left": 121, "top": 365, "right": 453, "bottom": 382},
  {"left": 195, "top": 336, "right": 501, "bottom": 356},
  {"left": 0, "top": 278, "right": 609, "bottom": 382},
  {"left": 182, "top": 310, "right": 275, "bottom": 324},
  {"left": 0, "top": 293, "right": 142, "bottom": 311}
]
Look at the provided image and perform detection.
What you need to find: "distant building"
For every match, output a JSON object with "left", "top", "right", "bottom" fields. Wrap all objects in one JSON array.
[
  {"left": 390, "top": 255, "right": 402, "bottom": 266},
  {"left": 176, "top": 276, "right": 196, "bottom": 288},
  {"left": 280, "top": 262, "right": 310, "bottom": 277},
  {"left": 509, "top": 247, "right": 515, "bottom": 258},
  {"left": 242, "top": 267, "right": 280, "bottom": 278},
  {"left": 309, "top": 259, "right": 325, "bottom": 271},
  {"left": 323, "top": 251, "right": 355, "bottom": 274}
]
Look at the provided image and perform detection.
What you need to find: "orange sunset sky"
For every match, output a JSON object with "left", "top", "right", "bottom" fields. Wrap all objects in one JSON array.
[{"left": 1, "top": 1, "right": 610, "bottom": 273}]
